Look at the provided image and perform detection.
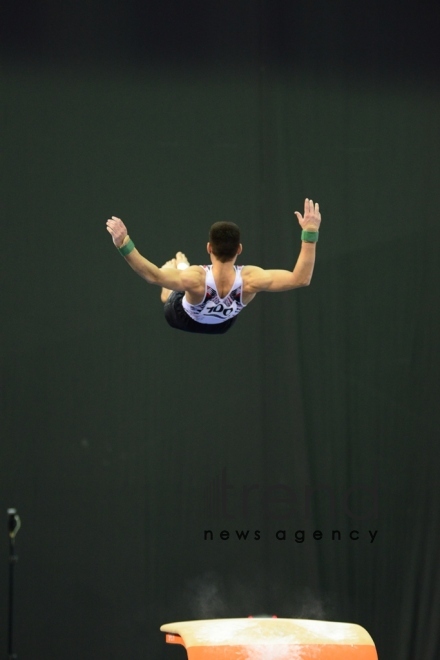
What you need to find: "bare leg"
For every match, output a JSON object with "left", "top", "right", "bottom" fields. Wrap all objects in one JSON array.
[
  {"left": 160, "top": 258, "right": 177, "bottom": 303},
  {"left": 160, "top": 253, "right": 191, "bottom": 303},
  {"left": 176, "top": 251, "right": 190, "bottom": 269}
]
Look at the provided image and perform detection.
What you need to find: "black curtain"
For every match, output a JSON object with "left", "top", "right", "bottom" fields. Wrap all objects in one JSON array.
[{"left": 1, "top": 1, "right": 439, "bottom": 658}]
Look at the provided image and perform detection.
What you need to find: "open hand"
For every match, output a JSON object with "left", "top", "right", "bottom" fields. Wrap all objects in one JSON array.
[
  {"left": 294, "top": 199, "right": 321, "bottom": 232},
  {"left": 106, "top": 216, "right": 128, "bottom": 248}
]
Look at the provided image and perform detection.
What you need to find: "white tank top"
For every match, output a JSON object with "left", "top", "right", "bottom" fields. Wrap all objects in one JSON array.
[{"left": 182, "top": 265, "right": 246, "bottom": 324}]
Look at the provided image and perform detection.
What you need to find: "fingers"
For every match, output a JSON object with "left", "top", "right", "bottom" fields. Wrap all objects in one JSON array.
[
  {"left": 303, "top": 198, "right": 320, "bottom": 215},
  {"left": 315, "top": 203, "right": 321, "bottom": 221},
  {"left": 107, "top": 217, "right": 127, "bottom": 234},
  {"left": 296, "top": 199, "right": 321, "bottom": 229},
  {"left": 106, "top": 216, "right": 127, "bottom": 247}
]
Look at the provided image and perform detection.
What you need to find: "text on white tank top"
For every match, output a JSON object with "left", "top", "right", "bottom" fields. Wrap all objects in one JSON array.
[{"left": 182, "top": 265, "right": 246, "bottom": 324}]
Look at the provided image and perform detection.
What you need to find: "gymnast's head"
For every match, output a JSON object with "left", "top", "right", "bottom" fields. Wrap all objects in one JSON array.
[{"left": 207, "top": 221, "right": 242, "bottom": 263}]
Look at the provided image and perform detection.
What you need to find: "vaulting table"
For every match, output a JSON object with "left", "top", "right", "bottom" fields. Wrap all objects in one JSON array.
[{"left": 161, "top": 617, "right": 378, "bottom": 659}]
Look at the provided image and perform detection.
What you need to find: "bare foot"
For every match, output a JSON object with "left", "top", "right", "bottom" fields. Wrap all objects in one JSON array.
[
  {"left": 160, "top": 258, "right": 177, "bottom": 303},
  {"left": 176, "top": 251, "right": 190, "bottom": 270}
]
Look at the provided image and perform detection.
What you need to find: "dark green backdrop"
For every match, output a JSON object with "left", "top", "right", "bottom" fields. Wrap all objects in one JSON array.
[{"left": 1, "top": 1, "right": 440, "bottom": 658}]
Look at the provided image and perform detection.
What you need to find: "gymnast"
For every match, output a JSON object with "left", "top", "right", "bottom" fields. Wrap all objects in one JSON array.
[{"left": 106, "top": 198, "right": 321, "bottom": 334}]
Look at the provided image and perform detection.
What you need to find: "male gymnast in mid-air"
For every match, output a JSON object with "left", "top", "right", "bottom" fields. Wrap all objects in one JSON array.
[{"left": 106, "top": 198, "right": 321, "bottom": 334}]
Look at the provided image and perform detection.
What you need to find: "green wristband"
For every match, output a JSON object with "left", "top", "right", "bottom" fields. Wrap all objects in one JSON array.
[
  {"left": 118, "top": 239, "right": 135, "bottom": 256},
  {"left": 301, "top": 230, "right": 319, "bottom": 243}
]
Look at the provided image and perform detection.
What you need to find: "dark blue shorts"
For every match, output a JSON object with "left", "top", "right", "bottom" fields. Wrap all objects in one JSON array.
[{"left": 164, "top": 291, "right": 237, "bottom": 335}]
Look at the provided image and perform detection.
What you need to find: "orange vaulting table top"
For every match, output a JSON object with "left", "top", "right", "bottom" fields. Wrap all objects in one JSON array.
[{"left": 161, "top": 617, "right": 378, "bottom": 659}]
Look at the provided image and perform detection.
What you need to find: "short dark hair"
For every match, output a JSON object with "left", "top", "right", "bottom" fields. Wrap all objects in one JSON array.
[{"left": 208, "top": 222, "right": 241, "bottom": 262}]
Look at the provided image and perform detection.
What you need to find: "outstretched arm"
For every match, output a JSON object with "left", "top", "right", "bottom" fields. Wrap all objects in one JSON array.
[
  {"left": 106, "top": 216, "right": 203, "bottom": 291},
  {"left": 244, "top": 198, "right": 321, "bottom": 292}
]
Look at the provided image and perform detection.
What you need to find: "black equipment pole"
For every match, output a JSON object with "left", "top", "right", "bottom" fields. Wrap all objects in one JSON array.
[{"left": 7, "top": 509, "right": 21, "bottom": 660}]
